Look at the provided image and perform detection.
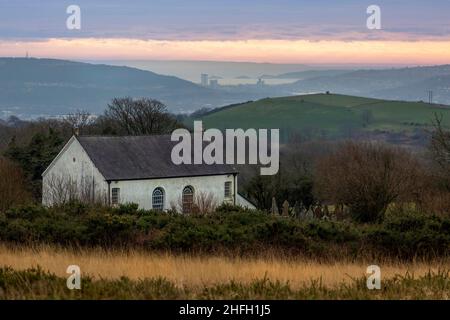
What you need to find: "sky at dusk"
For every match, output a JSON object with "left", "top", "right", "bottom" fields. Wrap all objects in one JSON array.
[{"left": 0, "top": 0, "right": 449, "bottom": 64}]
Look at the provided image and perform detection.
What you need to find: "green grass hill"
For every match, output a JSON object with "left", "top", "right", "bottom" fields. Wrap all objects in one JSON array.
[{"left": 197, "top": 93, "right": 450, "bottom": 140}]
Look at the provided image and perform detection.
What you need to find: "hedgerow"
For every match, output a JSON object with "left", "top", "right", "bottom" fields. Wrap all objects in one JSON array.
[{"left": 0, "top": 203, "right": 449, "bottom": 259}]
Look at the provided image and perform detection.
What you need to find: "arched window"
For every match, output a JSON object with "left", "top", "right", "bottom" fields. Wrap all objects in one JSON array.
[
  {"left": 152, "top": 187, "right": 165, "bottom": 211},
  {"left": 182, "top": 186, "right": 194, "bottom": 214}
]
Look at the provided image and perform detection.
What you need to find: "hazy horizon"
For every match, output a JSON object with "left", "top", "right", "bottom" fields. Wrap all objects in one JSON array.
[
  {"left": 2, "top": 56, "right": 447, "bottom": 84},
  {"left": 85, "top": 59, "right": 434, "bottom": 83}
]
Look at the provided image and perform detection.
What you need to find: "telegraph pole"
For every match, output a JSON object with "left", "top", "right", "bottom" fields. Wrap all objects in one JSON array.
[{"left": 427, "top": 90, "right": 433, "bottom": 104}]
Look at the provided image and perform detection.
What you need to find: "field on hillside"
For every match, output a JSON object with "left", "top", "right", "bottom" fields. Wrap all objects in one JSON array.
[
  {"left": 1, "top": 244, "right": 449, "bottom": 299},
  {"left": 199, "top": 94, "right": 450, "bottom": 139}
]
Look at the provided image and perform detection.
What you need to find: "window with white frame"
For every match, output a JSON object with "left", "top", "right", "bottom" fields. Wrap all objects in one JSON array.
[
  {"left": 224, "top": 181, "right": 232, "bottom": 198},
  {"left": 152, "top": 187, "right": 165, "bottom": 211},
  {"left": 111, "top": 188, "right": 120, "bottom": 205}
]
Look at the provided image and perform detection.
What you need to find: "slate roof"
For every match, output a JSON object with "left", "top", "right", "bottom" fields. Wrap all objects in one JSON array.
[{"left": 76, "top": 135, "right": 237, "bottom": 181}]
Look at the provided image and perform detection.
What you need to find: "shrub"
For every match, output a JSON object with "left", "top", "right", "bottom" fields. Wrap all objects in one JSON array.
[
  {"left": 215, "top": 203, "right": 258, "bottom": 214},
  {"left": 5, "top": 204, "right": 49, "bottom": 220},
  {"left": 112, "top": 203, "right": 139, "bottom": 215},
  {"left": 0, "top": 204, "right": 449, "bottom": 260},
  {"left": 314, "top": 142, "right": 421, "bottom": 223},
  {"left": 365, "top": 209, "right": 450, "bottom": 258}
]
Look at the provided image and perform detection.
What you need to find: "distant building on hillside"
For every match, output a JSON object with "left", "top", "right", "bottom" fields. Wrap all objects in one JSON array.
[
  {"left": 256, "top": 78, "right": 265, "bottom": 87},
  {"left": 201, "top": 74, "right": 209, "bottom": 86},
  {"left": 209, "top": 79, "right": 219, "bottom": 88}
]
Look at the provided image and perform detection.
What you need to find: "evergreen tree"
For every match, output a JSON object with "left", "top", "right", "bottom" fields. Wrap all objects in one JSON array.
[{"left": 4, "top": 128, "right": 64, "bottom": 199}]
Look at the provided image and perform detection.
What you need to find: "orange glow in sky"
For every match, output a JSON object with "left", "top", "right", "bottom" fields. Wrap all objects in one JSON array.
[{"left": 1, "top": 38, "right": 450, "bottom": 64}]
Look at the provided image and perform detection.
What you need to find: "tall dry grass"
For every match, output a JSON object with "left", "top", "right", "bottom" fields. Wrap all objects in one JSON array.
[{"left": 0, "top": 243, "right": 448, "bottom": 289}]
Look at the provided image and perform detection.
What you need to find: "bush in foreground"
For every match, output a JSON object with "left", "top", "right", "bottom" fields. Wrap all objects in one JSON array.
[{"left": 0, "top": 204, "right": 449, "bottom": 260}]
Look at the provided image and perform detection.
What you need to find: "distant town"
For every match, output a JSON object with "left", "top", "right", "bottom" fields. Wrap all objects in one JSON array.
[{"left": 200, "top": 73, "right": 266, "bottom": 88}]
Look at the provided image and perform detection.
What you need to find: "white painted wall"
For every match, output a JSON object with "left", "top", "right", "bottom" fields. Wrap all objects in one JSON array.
[
  {"left": 42, "top": 137, "right": 108, "bottom": 206},
  {"left": 237, "top": 194, "right": 257, "bottom": 209},
  {"left": 110, "top": 174, "right": 236, "bottom": 211}
]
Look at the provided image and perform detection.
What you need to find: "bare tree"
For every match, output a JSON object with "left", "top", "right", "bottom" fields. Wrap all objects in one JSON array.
[
  {"left": 63, "top": 110, "right": 94, "bottom": 135},
  {"left": 314, "top": 142, "right": 421, "bottom": 222},
  {"left": 171, "top": 191, "right": 217, "bottom": 215},
  {"left": 43, "top": 174, "right": 107, "bottom": 206},
  {"left": 193, "top": 191, "right": 218, "bottom": 215},
  {"left": 415, "top": 174, "right": 450, "bottom": 216},
  {"left": 0, "top": 157, "right": 31, "bottom": 211},
  {"left": 43, "top": 174, "right": 79, "bottom": 205},
  {"left": 102, "top": 97, "right": 183, "bottom": 135},
  {"left": 429, "top": 113, "right": 450, "bottom": 185}
]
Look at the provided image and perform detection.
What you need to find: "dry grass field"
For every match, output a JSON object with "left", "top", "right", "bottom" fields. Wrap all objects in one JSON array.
[{"left": 1, "top": 243, "right": 448, "bottom": 290}]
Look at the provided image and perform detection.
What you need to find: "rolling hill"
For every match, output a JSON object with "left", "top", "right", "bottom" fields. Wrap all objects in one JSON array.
[
  {"left": 197, "top": 93, "right": 450, "bottom": 143},
  {"left": 3, "top": 58, "right": 450, "bottom": 120},
  {"left": 0, "top": 58, "right": 260, "bottom": 117},
  {"left": 261, "top": 69, "right": 353, "bottom": 80},
  {"left": 286, "top": 65, "right": 450, "bottom": 105}
]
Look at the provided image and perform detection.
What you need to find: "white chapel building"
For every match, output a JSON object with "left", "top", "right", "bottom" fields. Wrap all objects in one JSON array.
[{"left": 42, "top": 135, "right": 255, "bottom": 212}]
